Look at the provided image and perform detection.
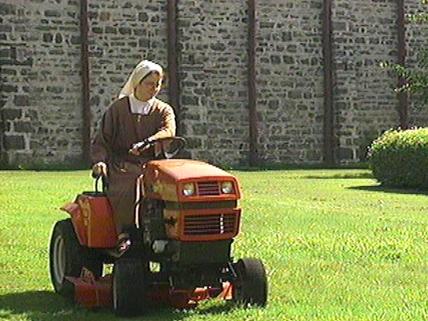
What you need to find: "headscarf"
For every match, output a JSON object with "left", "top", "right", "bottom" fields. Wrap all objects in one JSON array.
[{"left": 119, "top": 60, "right": 163, "bottom": 98}]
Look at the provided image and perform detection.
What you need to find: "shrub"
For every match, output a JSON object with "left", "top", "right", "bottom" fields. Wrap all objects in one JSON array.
[{"left": 368, "top": 128, "right": 428, "bottom": 188}]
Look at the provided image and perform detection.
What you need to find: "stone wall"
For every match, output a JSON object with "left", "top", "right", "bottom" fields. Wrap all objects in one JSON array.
[
  {"left": 0, "top": 0, "right": 427, "bottom": 168},
  {"left": 256, "top": 0, "right": 325, "bottom": 164},
  {"left": 0, "top": 0, "right": 83, "bottom": 167},
  {"left": 177, "top": 0, "right": 249, "bottom": 165},
  {"left": 332, "top": 0, "right": 400, "bottom": 162}
]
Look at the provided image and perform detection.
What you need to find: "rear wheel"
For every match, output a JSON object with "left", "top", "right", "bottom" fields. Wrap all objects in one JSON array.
[
  {"left": 49, "top": 219, "right": 103, "bottom": 298},
  {"left": 232, "top": 258, "right": 268, "bottom": 307},
  {"left": 112, "top": 258, "right": 148, "bottom": 317}
]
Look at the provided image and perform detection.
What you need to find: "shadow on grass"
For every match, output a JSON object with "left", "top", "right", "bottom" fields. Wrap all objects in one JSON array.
[
  {"left": 302, "top": 173, "right": 373, "bottom": 179},
  {"left": 233, "top": 163, "right": 369, "bottom": 172},
  {"left": 0, "top": 291, "right": 236, "bottom": 321},
  {"left": 348, "top": 185, "right": 428, "bottom": 196}
]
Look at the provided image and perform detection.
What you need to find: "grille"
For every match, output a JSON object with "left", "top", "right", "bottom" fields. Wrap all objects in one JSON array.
[
  {"left": 183, "top": 213, "right": 236, "bottom": 236},
  {"left": 197, "top": 181, "right": 220, "bottom": 196}
]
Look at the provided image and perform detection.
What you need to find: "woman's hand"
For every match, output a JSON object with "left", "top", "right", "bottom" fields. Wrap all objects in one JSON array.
[
  {"left": 92, "top": 162, "right": 108, "bottom": 177},
  {"left": 129, "top": 138, "right": 152, "bottom": 156}
]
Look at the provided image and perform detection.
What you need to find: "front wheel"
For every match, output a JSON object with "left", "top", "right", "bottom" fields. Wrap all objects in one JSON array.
[
  {"left": 112, "top": 258, "right": 148, "bottom": 317},
  {"left": 232, "top": 258, "right": 268, "bottom": 307}
]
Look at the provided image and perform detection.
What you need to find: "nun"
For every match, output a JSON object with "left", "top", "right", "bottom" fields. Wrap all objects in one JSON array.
[{"left": 91, "top": 59, "right": 176, "bottom": 251}]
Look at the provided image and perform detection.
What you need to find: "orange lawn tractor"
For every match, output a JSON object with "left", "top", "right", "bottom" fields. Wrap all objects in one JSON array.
[{"left": 49, "top": 137, "right": 268, "bottom": 316}]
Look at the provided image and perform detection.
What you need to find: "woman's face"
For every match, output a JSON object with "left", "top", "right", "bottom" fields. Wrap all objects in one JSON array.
[{"left": 135, "top": 72, "right": 163, "bottom": 101}]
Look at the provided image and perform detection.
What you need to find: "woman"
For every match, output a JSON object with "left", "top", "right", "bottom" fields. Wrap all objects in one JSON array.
[{"left": 91, "top": 60, "right": 176, "bottom": 250}]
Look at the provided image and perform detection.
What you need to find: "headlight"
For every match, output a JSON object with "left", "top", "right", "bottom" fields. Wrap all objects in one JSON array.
[
  {"left": 182, "top": 183, "right": 195, "bottom": 196},
  {"left": 221, "top": 181, "right": 234, "bottom": 194}
]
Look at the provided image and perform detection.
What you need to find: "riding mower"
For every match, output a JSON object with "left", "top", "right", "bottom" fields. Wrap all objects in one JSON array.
[{"left": 49, "top": 137, "right": 268, "bottom": 316}]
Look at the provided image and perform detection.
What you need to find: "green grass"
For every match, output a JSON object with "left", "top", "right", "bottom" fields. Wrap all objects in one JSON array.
[{"left": 0, "top": 169, "right": 427, "bottom": 321}]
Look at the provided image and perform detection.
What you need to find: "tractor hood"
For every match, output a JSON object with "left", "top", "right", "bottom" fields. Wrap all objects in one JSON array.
[
  {"left": 143, "top": 159, "right": 241, "bottom": 202},
  {"left": 147, "top": 159, "right": 234, "bottom": 181}
]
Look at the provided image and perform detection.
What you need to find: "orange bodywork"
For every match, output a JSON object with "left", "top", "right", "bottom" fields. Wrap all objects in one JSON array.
[
  {"left": 143, "top": 159, "right": 242, "bottom": 242},
  {"left": 61, "top": 194, "right": 117, "bottom": 248},
  {"left": 61, "top": 159, "right": 242, "bottom": 246},
  {"left": 143, "top": 159, "right": 242, "bottom": 202}
]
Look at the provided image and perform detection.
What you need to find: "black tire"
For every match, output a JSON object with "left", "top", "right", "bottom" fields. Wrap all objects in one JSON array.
[
  {"left": 49, "top": 219, "right": 103, "bottom": 298},
  {"left": 232, "top": 258, "right": 268, "bottom": 307},
  {"left": 112, "top": 259, "right": 148, "bottom": 317}
]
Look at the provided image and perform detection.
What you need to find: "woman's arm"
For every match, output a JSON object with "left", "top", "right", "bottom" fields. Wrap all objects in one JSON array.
[
  {"left": 149, "top": 103, "right": 176, "bottom": 141},
  {"left": 91, "top": 106, "right": 116, "bottom": 165}
]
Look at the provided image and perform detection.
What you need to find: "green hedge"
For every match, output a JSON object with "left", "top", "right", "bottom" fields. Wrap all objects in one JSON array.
[{"left": 368, "top": 128, "right": 428, "bottom": 188}]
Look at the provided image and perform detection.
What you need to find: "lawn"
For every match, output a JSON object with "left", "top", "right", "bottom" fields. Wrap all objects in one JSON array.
[{"left": 0, "top": 169, "right": 427, "bottom": 321}]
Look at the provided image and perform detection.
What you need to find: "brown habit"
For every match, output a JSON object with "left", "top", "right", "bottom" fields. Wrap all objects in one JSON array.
[{"left": 91, "top": 96, "right": 176, "bottom": 233}]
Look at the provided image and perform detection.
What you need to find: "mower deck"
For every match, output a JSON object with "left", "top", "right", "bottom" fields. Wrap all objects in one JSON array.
[{"left": 66, "top": 272, "right": 233, "bottom": 309}]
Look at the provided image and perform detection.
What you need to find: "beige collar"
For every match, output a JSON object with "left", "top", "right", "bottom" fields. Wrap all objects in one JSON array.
[{"left": 129, "top": 94, "right": 155, "bottom": 115}]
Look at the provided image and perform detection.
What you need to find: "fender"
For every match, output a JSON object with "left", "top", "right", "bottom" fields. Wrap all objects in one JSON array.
[
  {"left": 61, "top": 201, "right": 88, "bottom": 246},
  {"left": 60, "top": 194, "right": 117, "bottom": 248}
]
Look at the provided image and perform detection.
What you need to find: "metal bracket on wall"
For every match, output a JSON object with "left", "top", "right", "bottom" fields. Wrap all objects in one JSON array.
[
  {"left": 80, "top": 0, "right": 91, "bottom": 165},
  {"left": 248, "top": 0, "right": 259, "bottom": 167},
  {"left": 322, "top": 0, "right": 335, "bottom": 166},
  {"left": 167, "top": 0, "right": 180, "bottom": 135}
]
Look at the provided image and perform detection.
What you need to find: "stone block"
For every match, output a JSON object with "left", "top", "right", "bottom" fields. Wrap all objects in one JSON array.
[
  {"left": 119, "top": 27, "right": 131, "bottom": 35},
  {"left": 332, "top": 21, "right": 347, "bottom": 31},
  {"left": 1, "top": 68, "right": 16, "bottom": 76},
  {"left": 151, "top": 16, "right": 160, "bottom": 23},
  {"left": 260, "top": 22, "right": 275, "bottom": 28},
  {"left": 186, "top": 137, "right": 202, "bottom": 149},
  {"left": 55, "top": 33, "right": 63, "bottom": 43},
  {"left": 138, "top": 12, "right": 149, "bottom": 22},
  {"left": 210, "top": 42, "right": 226, "bottom": 51},
  {"left": 43, "top": 33, "right": 53, "bottom": 42},
  {"left": 288, "top": 91, "right": 302, "bottom": 99},
  {"left": 104, "top": 26, "right": 116, "bottom": 34},
  {"left": 2, "top": 109, "right": 21, "bottom": 120},
  {"left": 282, "top": 31, "right": 292, "bottom": 42},
  {"left": 92, "top": 27, "right": 103, "bottom": 34},
  {"left": 283, "top": 55, "right": 294, "bottom": 64},
  {"left": 100, "top": 12, "right": 111, "bottom": 21},
  {"left": 139, "top": 38, "right": 150, "bottom": 47},
  {"left": 0, "top": 48, "right": 11, "bottom": 58},
  {"left": 182, "top": 96, "right": 199, "bottom": 105},
  {"left": 0, "top": 20, "right": 14, "bottom": 32},
  {"left": 14, "top": 95, "right": 29, "bottom": 106},
  {"left": 268, "top": 100, "right": 279, "bottom": 109},
  {"left": 46, "top": 86, "right": 63, "bottom": 94},
  {"left": 270, "top": 55, "right": 281, "bottom": 64},
  {"left": 338, "top": 147, "right": 354, "bottom": 160},
  {"left": 45, "top": 10, "right": 61, "bottom": 17},
  {"left": 0, "top": 3, "right": 16, "bottom": 15},
  {"left": 193, "top": 124, "right": 207, "bottom": 135},
  {"left": 2, "top": 85, "right": 18, "bottom": 93},
  {"left": 14, "top": 121, "right": 33, "bottom": 133},
  {"left": 3, "top": 135, "right": 25, "bottom": 150}
]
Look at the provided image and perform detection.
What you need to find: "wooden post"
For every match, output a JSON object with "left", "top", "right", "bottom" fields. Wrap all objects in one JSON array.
[
  {"left": 397, "top": 0, "right": 409, "bottom": 129},
  {"left": 167, "top": 0, "right": 180, "bottom": 134},
  {"left": 248, "top": 0, "right": 258, "bottom": 166},
  {"left": 80, "top": 0, "right": 91, "bottom": 165},
  {"left": 322, "top": 0, "right": 335, "bottom": 165}
]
